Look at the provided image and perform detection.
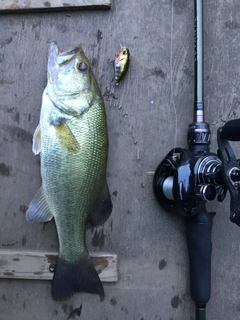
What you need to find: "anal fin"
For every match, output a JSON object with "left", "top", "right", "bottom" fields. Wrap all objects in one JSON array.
[
  {"left": 88, "top": 180, "right": 112, "bottom": 227},
  {"left": 26, "top": 187, "right": 53, "bottom": 222}
]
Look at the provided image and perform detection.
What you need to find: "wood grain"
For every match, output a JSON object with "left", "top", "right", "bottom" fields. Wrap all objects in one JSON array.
[
  {"left": 0, "top": 250, "right": 118, "bottom": 282},
  {"left": 0, "top": 0, "right": 111, "bottom": 13},
  {"left": 0, "top": 0, "right": 240, "bottom": 318}
]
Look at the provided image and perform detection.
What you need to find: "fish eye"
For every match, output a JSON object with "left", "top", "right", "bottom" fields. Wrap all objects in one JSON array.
[
  {"left": 123, "top": 50, "right": 127, "bottom": 55},
  {"left": 78, "top": 62, "right": 87, "bottom": 71}
]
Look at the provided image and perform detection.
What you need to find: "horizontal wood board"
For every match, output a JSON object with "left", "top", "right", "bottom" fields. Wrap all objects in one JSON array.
[
  {"left": 0, "top": 250, "right": 118, "bottom": 281},
  {"left": 0, "top": 0, "right": 111, "bottom": 13}
]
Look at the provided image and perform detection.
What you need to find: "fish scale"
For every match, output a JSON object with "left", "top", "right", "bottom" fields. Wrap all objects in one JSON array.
[{"left": 42, "top": 105, "right": 106, "bottom": 257}]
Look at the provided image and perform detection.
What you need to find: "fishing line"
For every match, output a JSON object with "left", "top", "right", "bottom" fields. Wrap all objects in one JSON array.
[{"left": 170, "top": 0, "right": 178, "bottom": 154}]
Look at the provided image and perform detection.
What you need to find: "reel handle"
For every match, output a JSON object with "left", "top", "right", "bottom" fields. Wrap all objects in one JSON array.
[
  {"left": 219, "top": 119, "right": 240, "bottom": 141},
  {"left": 217, "top": 126, "right": 240, "bottom": 226}
]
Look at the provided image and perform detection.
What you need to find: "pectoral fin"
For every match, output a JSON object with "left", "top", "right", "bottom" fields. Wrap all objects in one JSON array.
[
  {"left": 88, "top": 180, "right": 112, "bottom": 227},
  {"left": 26, "top": 187, "right": 53, "bottom": 222},
  {"left": 32, "top": 124, "right": 41, "bottom": 155},
  {"left": 52, "top": 119, "right": 80, "bottom": 153}
]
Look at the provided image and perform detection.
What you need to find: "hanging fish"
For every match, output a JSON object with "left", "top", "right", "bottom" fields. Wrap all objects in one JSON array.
[
  {"left": 26, "top": 42, "right": 112, "bottom": 301},
  {"left": 114, "top": 47, "right": 130, "bottom": 85}
]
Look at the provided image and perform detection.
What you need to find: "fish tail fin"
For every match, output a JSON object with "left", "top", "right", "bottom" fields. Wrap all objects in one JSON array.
[{"left": 51, "top": 253, "right": 104, "bottom": 301}]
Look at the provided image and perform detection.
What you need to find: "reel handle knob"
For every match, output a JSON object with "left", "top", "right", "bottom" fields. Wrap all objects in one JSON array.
[
  {"left": 231, "top": 211, "right": 240, "bottom": 226},
  {"left": 217, "top": 126, "right": 240, "bottom": 226},
  {"left": 220, "top": 119, "right": 240, "bottom": 141}
]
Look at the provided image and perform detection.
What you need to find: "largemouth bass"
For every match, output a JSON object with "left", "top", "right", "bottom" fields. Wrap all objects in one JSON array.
[{"left": 26, "top": 42, "right": 112, "bottom": 301}]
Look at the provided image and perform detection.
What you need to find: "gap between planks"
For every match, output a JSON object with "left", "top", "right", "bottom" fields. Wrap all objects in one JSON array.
[
  {"left": 0, "top": 0, "right": 111, "bottom": 13},
  {"left": 0, "top": 250, "right": 118, "bottom": 282}
]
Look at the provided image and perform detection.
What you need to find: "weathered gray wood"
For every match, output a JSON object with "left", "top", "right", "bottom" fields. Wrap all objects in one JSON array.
[
  {"left": 0, "top": 250, "right": 118, "bottom": 281},
  {"left": 0, "top": 0, "right": 111, "bottom": 13},
  {"left": 1, "top": 0, "right": 240, "bottom": 319}
]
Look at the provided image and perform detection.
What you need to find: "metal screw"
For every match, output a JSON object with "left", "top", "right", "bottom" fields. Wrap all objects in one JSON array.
[{"left": 49, "top": 264, "right": 55, "bottom": 273}]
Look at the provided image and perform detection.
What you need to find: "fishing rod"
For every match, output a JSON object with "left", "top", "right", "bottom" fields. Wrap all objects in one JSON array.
[{"left": 153, "top": 0, "right": 240, "bottom": 319}]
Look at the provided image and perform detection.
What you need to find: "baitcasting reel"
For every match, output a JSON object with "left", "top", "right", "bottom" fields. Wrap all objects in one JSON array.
[
  {"left": 153, "top": 118, "right": 240, "bottom": 226},
  {"left": 153, "top": 148, "right": 221, "bottom": 216}
]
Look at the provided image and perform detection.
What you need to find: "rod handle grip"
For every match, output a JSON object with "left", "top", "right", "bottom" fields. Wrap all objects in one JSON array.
[{"left": 185, "top": 204, "right": 215, "bottom": 305}]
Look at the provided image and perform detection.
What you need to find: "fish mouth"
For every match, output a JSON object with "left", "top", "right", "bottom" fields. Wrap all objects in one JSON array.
[
  {"left": 52, "top": 91, "right": 82, "bottom": 98},
  {"left": 48, "top": 42, "right": 87, "bottom": 90},
  {"left": 49, "top": 41, "right": 83, "bottom": 57},
  {"left": 49, "top": 42, "right": 85, "bottom": 68},
  {"left": 58, "top": 46, "right": 83, "bottom": 57}
]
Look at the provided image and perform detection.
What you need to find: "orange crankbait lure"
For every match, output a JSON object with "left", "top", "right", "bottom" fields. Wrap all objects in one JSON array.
[{"left": 114, "top": 47, "right": 130, "bottom": 85}]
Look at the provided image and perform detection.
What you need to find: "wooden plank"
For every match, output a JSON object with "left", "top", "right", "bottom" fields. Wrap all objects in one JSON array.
[
  {"left": 0, "top": 250, "right": 118, "bottom": 282},
  {"left": 0, "top": 0, "right": 111, "bottom": 13}
]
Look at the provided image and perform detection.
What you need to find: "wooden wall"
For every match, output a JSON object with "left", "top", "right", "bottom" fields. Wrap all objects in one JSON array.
[{"left": 1, "top": 0, "right": 240, "bottom": 319}]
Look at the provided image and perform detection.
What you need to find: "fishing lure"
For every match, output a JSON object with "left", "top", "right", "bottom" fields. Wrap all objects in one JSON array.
[{"left": 114, "top": 47, "right": 130, "bottom": 85}]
